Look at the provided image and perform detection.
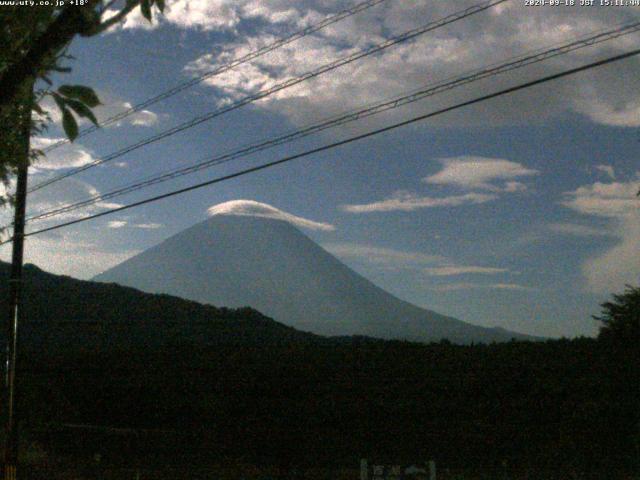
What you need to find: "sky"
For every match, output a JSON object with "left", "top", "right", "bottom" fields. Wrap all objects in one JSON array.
[{"left": 1, "top": 0, "right": 639, "bottom": 338}]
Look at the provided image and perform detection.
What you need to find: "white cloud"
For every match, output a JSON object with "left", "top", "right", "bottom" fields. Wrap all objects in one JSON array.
[
  {"left": 93, "top": 100, "right": 159, "bottom": 128},
  {"left": 37, "top": 95, "right": 159, "bottom": 130},
  {"left": 207, "top": 199, "right": 335, "bottom": 231},
  {"left": 432, "top": 282, "right": 531, "bottom": 292},
  {"left": 547, "top": 222, "right": 610, "bottom": 237},
  {"left": 503, "top": 181, "right": 528, "bottom": 193},
  {"left": 35, "top": 95, "right": 62, "bottom": 125},
  {"left": 25, "top": 177, "right": 124, "bottom": 224},
  {"left": 574, "top": 90, "right": 640, "bottom": 128},
  {"left": 135, "top": 223, "right": 164, "bottom": 229},
  {"left": 323, "top": 243, "right": 444, "bottom": 267},
  {"left": 561, "top": 178, "right": 640, "bottom": 217},
  {"left": 242, "top": 0, "right": 301, "bottom": 24},
  {"left": 129, "top": 109, "right": 159, "bottom": 126},
  {"left": 581, "top": 215, "right": 640, "bottom": 292},
  {"left": 324, "top": 243, "right": 509, "bottom": 280},
  {"left": 560, "top": 175, "right": 640, "bottom": 292},
  {"left": 423, "top": 266, "right": 508, "bottom": 276},
  {"left": 103, "top": 6, "right": 160, "bottom": 31},
  {"left": 106, "top": 220, "right": 164, "bottom": 230},
  {"left": 105, "top": 0, "right": 307, "bottom": 32},
  {"left": 163, "top": 1, "right": 243, "bottom": 30},
  {"left": 595, "top": 164, "right": 616, "bottom": 180},
  {"left": 341, "top": 191, "right": 496, "bottom": 213},
  {"left": 30, "top": 137, "right": 97, "bottom": 171},
  {"left": 181, "top": 1, "right": 640, "bottom": 130},
  {"left": 423, "top": 156, "right": 538, "bottom": 191},
  {"left": 0, "top": 177, "right": 149, "bottom": 278},
  {"left": 0, "top": 231, "right": 139, "bottom": 280},
  {"left": 0, "top": 178, "right": 16, "bottom": 202},
  {"left": 108, "top": 220, "right": 127, "bottom": 229}
]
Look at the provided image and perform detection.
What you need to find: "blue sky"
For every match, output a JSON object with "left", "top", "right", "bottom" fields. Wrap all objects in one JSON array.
[{"left": 2, "top": 0, "right": 639, "bottom": 338}]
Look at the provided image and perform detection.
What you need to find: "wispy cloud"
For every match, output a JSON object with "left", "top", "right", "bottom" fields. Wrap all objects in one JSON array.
[
  {"left": 323, "top": 243, "right": 444, "bottom": 267},
  {"left": 0, "top": 232, "right": 139, "bottom": 280},
  {"left": 581, "top": 215, "right": 640, "bottom": 293},
  {"left": 135, "top": 223, "right": 164, "bottom": 229},
  {"left": 25, "top": 178, "right": 125, "bottom": 223},
  {"left": 560, "top": 175, "right": 640, "bottom": 292},
  {"left": 561, "top": 178, "right": 640, "bottom": 218},
  {"left": 208, "top": 199, "right": 335, "bottom": 231},
  {"left": 107, "top": 220, "right": 164, "bottom": 230},
  {"left": 38, "top": 95, "right": 160, "bottom": 130},
  {"left": 423, "top": 156, "right": 538, "bottom": 191},
  {"left": 423, "top": 266, "right": 508, "bottom": 276},
  {"left": 547, "top": 223, "right": 610, "bottom": 237},
  {"left": 595, "top": 164, "right": 615, "bottom": 180},
  {"left": 31, "top": 137, "right": 97, "bottom": 171},
  {"left": 574, "top": 92, "right": 640, "bottom": 128},
  {"left": 342, "top": 156, "right": 534, "bottom": 215},
  {"left": 432, "top": 282, "right": 532, "bottom": 292},
  {"left": 341, "top": 191, "right": 496, "bottom": 213},
  {"left": 108, "top": 220, "right": 127, "bottom": 229},
  {"left": 325, "top": 243, "right": 509, "bottom": 280},
  {"left": 128, "top": 109, "right": 158, "bottom": 126}
]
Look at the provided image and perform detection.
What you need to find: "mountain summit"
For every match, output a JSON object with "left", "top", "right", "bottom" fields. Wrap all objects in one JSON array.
[{"left": 95, "top": 207, "right": 533, "bottom": 343}]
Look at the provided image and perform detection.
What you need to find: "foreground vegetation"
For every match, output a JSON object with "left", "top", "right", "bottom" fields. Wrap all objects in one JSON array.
[{"left": 1, "top": 264, "right": 638, "bottom": 478}]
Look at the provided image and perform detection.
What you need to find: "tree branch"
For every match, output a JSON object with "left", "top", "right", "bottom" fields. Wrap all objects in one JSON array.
[
  {"left": 0, "top": 6, "right": 91, "bottom": 113},
  {"left": 0, "top": 0, "right": 131, "bottom": 114},
  {"left": 85, "top": 0, "right": 141, "bottom": 36}
]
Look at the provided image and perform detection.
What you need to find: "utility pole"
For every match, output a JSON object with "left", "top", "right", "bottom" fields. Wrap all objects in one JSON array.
[{"left": 4, "top": 82, "right": 32, "bottom": 480}]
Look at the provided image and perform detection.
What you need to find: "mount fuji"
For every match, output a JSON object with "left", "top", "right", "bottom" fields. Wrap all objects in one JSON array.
[{"left": 94, "top": 201, "right": 534, "bottom": 343}]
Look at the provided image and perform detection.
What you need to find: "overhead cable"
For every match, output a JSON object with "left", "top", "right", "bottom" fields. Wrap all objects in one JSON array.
[
  {"left": 41, "top": 0, "right": 392, "bottom": 152},
  {"left": 5, "top": 46, "right": 637, "bottom": 244},
  {"left": 25, "top": 20, "right": 640, "bottom": 223},
  {"left": 28, "top": 0, "right": 509, "bottom": 193}
]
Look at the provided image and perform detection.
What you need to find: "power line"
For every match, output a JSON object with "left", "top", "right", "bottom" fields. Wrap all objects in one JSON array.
[
  {"left": 28, "top": 0, "right": 509, "bottom": 194},
  {"left": 24, "top": 20, "right": 640, "bottom": 223},
  {"left": 40, "top": 0, "right": 391, "bottom": 153},
  {"left": 5, "top": 47, "right": 638, "bottom": 245}
]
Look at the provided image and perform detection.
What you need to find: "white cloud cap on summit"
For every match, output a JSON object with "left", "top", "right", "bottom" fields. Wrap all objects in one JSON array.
[{"left": 207, "top": 199, "right": 335, "bottom": 231}]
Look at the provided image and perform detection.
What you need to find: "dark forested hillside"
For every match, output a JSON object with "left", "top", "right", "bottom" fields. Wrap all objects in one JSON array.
[
  {"left": 0, "top": 261, "right": 324, "bottom": 350},
  {"left": 1, "top": 262, "right": 638, "bottom": 479}
]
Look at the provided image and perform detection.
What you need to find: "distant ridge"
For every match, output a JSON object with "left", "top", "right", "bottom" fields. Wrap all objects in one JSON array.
[
  {"left": 95, "top": 213, "right": 536, "bottom": 344},
  {"left": 0, "top": 261, "right": 324, "bottom": 350}
]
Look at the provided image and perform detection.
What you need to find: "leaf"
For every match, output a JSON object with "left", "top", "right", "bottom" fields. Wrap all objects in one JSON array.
[
  {"left": 57, "top": 85, "right": 100, "bottom": 107},
  {"left": 51, "top": 92, "right": 65, "bottom": 111},
  {"left": 61, "top": 108, "right": 78, "bottom": 142},
  {"left": 65, "top": 98, "right": 99, "bottom": 127},
  {"left": 31, "top": 102, "right": 45, "bottom": 115},
  {"left": 155, "top": 0, "right": 165, "bottom": 12},
  {"left": 141, "top": 0, "right": 152, "bottom": 21}
]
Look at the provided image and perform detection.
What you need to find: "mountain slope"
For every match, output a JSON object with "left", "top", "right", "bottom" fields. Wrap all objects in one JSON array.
[
  {"left": 95, "top": 214, "right": 533, "bottom": 343},
  {"left": 0, "top": 261, "right": 323, "bottom": 351}
]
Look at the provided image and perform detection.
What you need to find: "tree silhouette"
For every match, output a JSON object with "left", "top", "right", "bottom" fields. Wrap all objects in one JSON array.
[
  {"left": 594, "top": 285, "right": 640, "bottom": 346},
  {"left": 0, "top": 0, "right": 165, "bottom": 206}
]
